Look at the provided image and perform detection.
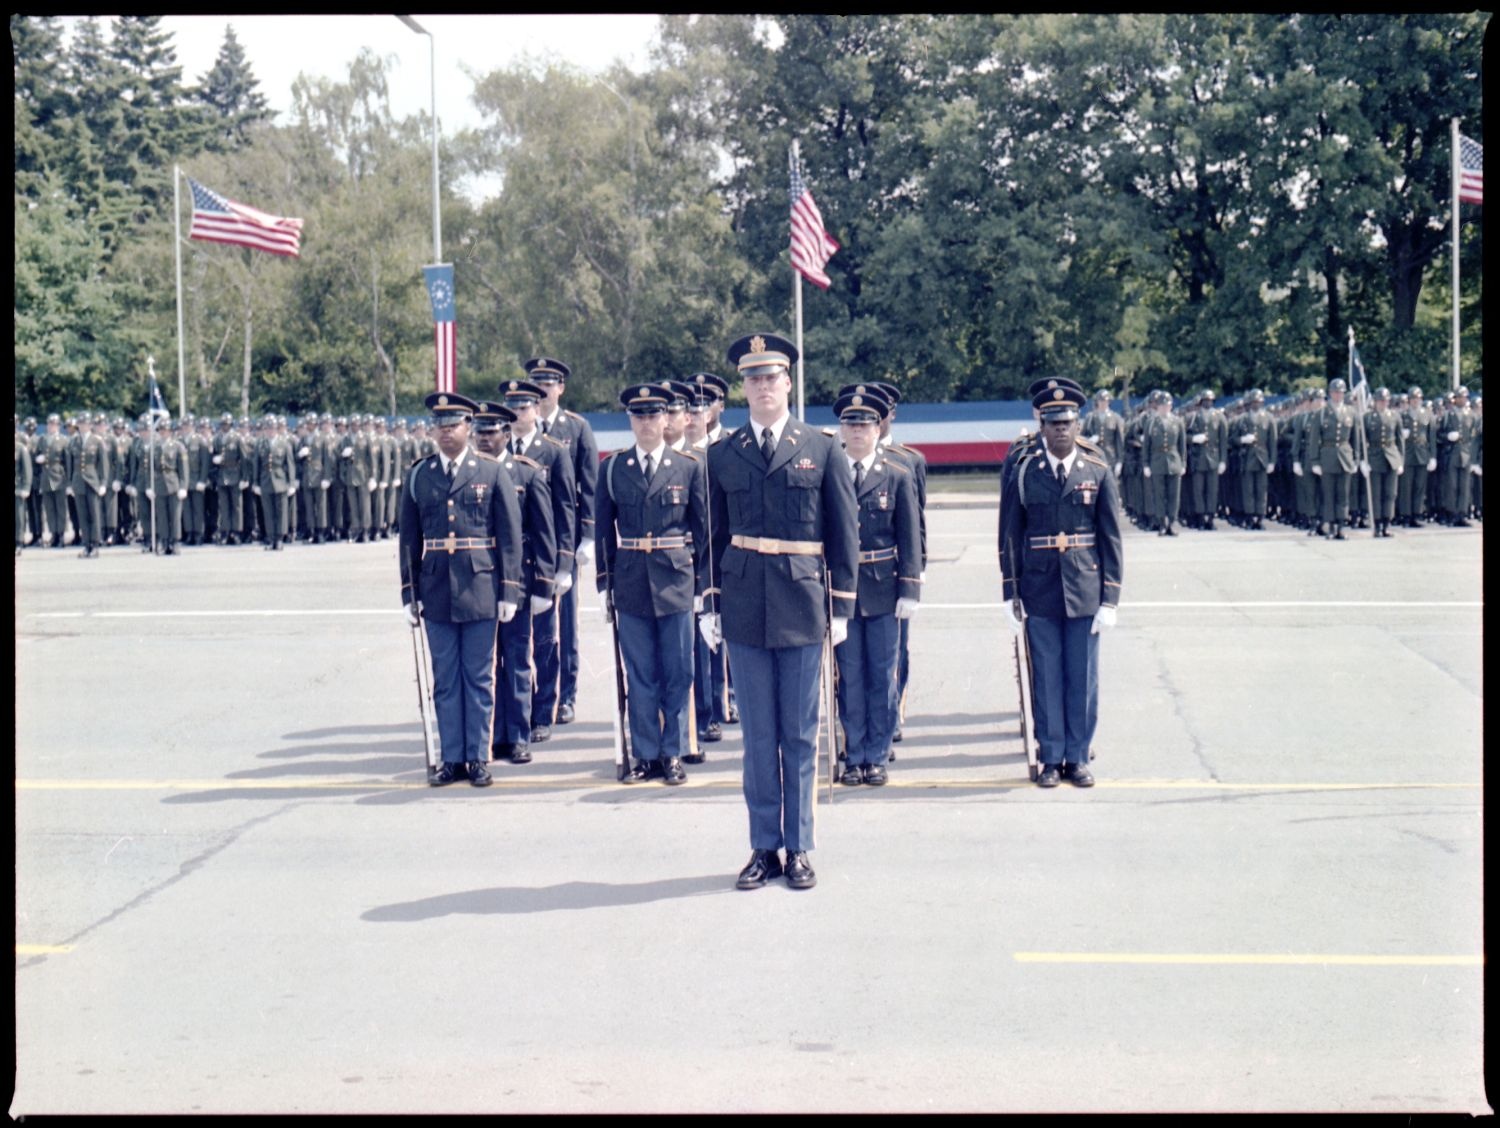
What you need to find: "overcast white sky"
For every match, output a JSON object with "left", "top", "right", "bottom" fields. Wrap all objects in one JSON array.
[{"left": 59, "top": 15, "right": 664, "bottom": 198}]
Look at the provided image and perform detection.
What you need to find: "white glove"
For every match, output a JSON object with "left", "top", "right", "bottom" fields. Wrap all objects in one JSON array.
[
  {"left": 66, "top": 486, "right": 74, "bottom": 497},
  {"left": 1217, "top": 462, "right": 1226, "bottom": 474},
  {"left": 1473, "top": 466, "right": 1482, "bottom": 477},
  {"left": 176, "top": 488, "right": 187, "bottom": 500},
  {"left": 693, "top": 594, "right": 704, "bottom": 614},
  {"left": 112, "top": 479, "right": 122, "bottom": 491},
  {"left": 404, "top": 600, "right": 421, "bottom": 628},
  {"left": 145, "top": 488, "right": 155, "bottom": 500},
  {"left": 253, "top": 485, "right": 262, "bottom": 495},
  {"left": 530, "top": 593, "right": 554, "bottom": 615},
  {"left": 320, "top": 479, "right": 330, "bottom": 489},
  {"left": 298, "top": 447, "right": 310, "bottom": 458},
  {"left": 830, "top": 616, "right": 849, "bottom": 648},
  {"left": 1311, "top": 464, "right": 1323, "bottom": 477},
  {"left": 1359, "top": 460, "right": 1370, "bottom": 474},
  {"left": 575, "top": 538, "right": 595, "bottom": 567},
  {"left": 367, "top": 478, "right": 377, "bottom": 491},
  {"left": 1091, "top": 605, "right": 1118, "bottom": 635},
  {"left": 239, "top": 480, "right": 249, "bottom": 491},
  {"left": 1401, "top": 428, "right": 1410, "bottom": 439},
  {"left": 1142, "top": 466, "right": 1152, "bottom": 478},
  {"left": 556, "top": 570, "right": 574, "bottom": 595},
  {"left": 1002, "top": 599, "right": 1024, "bottom": 635},
  {"left": 895, "top": 597, "right": 919, "bottom": 620},
  {"left": 289, "top": 484, "right": 298, "bottom": 495},
  {"left": 212, "top": 454, "right": 223, "bottom": 465},
  {"left": 1240, "top": 433, "right": 1255, "bottom": 444},
  {"left": 498, "top": 601, "right": 518, "bottom": 624},
  {"left": 1113, "top": 463, "right": 1122, "bottom": 477},
  {"left": 1191, "top": 433, "right": 1207, "bottom": 444},
  {"left": 95, "top": 485, "right": 105, "bottom": 497},
  {"left": 126, "top": 485, "right": 137, "bottom": 497},
  {"left": 1426, "top": 458, "right": 1437, "bottom": 472},
  {"left": 35, "top": 455, "right": 45, "bottom": 465},
  {"left": 195, "top": 482, "right": 206, "bottom": 492},
  {"left": 380, "top": 481, "right": 389, "bottom": 489},
  {"left": 342, "top": 447, "right": 353, "bottom": 458},
  {"left": 1292, "top": 462, "right": 1303, "bottom": 477},
  {"left": 15, "top": 489, "right": 27, "bottom": 498},
  {"left": 699, "top": 612, "right": 722, "bottom": 652},
  {"left": 1447, "top": 431, "right": 1461, "bottom": 442}
]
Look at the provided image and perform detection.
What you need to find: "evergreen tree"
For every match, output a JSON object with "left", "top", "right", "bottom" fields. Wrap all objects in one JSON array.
[{"left": 194, "top": 25, "right": 270, "bottom": 151}]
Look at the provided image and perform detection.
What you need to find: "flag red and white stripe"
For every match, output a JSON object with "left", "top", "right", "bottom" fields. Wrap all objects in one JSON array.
[
  {"left": 789, "top": 148, "right": 839, "bottom": 290},
  {"left": 434, "top": 322, "right": 456, "bottom": 394},
  {"left": 1458, "top": 133, "right": 1483, "bottom": 205},
  {"left": 187, "top": 178, "right": 302, "bottom": 257}
]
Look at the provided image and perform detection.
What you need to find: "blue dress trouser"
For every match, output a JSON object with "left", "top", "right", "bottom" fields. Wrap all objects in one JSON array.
[
  {"left": 835, "top": 613, "right": 899, "bottom": 766},
  {"left": 618, "top": 610, "right": 693, "bottom": 761},
  {"left": 1024, "top": 613, "right": 1098, "bottom": 766},
  {"left": 558, "top": 560, "right": 580, "bottom": 706},
  {"left": 425, "top": 618, "right": 499, "bottom": 764},
  {"left": 493, "top": 598, "right": 535, "bottom": 748},
  {"left": 530, "top": 598, "right": 560, "bottom": 725},
  {"left": 694, "top": 621, "right": 729, "bottom": 727},
  {"left": 727, "top": 641, "right": 822, "bottom": 853}
]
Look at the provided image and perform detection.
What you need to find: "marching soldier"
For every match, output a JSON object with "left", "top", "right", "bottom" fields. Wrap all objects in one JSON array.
[
  {"left": 212, "top": 413, "right": 249, "bottom": 544},
  {"left": 399, "top": 393, "right": 524, "bottom": 788},
  {"left": 104, "top": 417, "right": 129, "bottom": 544},
  {"left": 22, "top": 418, "right": 42, "bottom": 546},
  {"left": 1081, "top": 389, "right": 1126, "bottom": 484},
  {"left": 1307, "top": 378, "right": 1359, "bottom": 539},
  {"left": 181, "top": 417, "right": 212, "bottom": 545},
  {"left": 1437, "top": 386, "right": 1477, "bottom": 526},
  {"left": 1363, "top": 387, "right": 1405, "bottom": 537},
  {"left": 1292, "top": 389, "right": 1324, "bottom": 532},
  {"left": 999, "top": 383, "right": 1124, "bottom": 788},
  {"left": 328, "top": 417, "right": 348, "bottom": 539},
  {"left": 66, "top": 412, "right": 110, "bottom": 557},
  {"left": 253, "top": 414, "right": 297, "bottom": 550},
  {"left": 298, "top": 415, "right": 332, "bottom": 543},
  {"left": 528, "top": 357, "right": 598, "bottom": 729},
  {"left": 15, "top": 423, "right": 33, "bottom": 555},
  {"left": 1184, "top": 390, "right": 1226, "bottom": 529},
  {"left": 138, "top": 416, "right": 189, "bottom": 554},
  {"left": 662, "top": 381, "right": 692, "bottom": 452},
  {"left": 831, "top": 387, "right": 920, "bottom": 787},
  {"left": 687, "top": 372, "right": 732, "bottom": 751},
  {"left": 1232, "top": 389, "right": 1277, "bottom": 529},
  {"left": 701, "top": 332, "right": 859, "bottom": 892},
  {"left": 340, "top": 413, "right": 375, "bottom": 543},
  {"left": 377, "top": 417, "right": 400, "bottom": 538},
  {"left": 1143, "top": 390, "right": 1186, "bottom": 535},
  {"left": 1397, "top": 387, "right": 1436, "bottom": 527},
  {"left": 472, "top": 402, "right": 557, "bottom": 766},
  {"left": 502, "top": 376, "right": 577, "bottom": 744},
  {"left": 37, "top": 414, "right": 71, "bottom": 547},
  {"left": 595, "top": 382, "right": 710, "bottom": 785}
]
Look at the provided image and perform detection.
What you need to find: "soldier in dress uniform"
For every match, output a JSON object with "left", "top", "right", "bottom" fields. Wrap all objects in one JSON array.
[
  {"left": 830, "top": 387, "right": 920, "bottom": 787},
  {"left": 1437, "top": 386, "right": 1477, "bottom": 526},
  {"left": 999, "top": 383, "right": 1124, "bottom": 788},
  {"left": 595, "top": 382, "right": 710, "bottom": 785},
  {"left": 1232, "top": 389, "right": 1277, "bottom": 530},
  {"left": 16, "top": 421, "right": 34, "bottom": 555},
  {"left": 1397, "top": 387, "right": 1436, "bottom": 527},
  {"left": 1307, "top": 377, "right": 1359, "bottom": 539},
  {"left": 528, "top": 357, "right": 598, "bottom": 729},
  {"left": 399, "top": 393, "right": 524, "bottom": 787},
  {"left": 502, "top": 376, "right": 577, "bottom": 744},
  {"left": 212, "top": 413, "right": 247, "bottom": 544},
  {"left": 37, "top": 413, "right": 71, "bottom": 547},
  {"left": 344, "top": 414, "right": 378, "bottom": 543},
  {"left": 1081, "top": 389, "right": 1126, "bottom": 485},
  {"left": 700, "top": 332, "right": 859, "bottom": 891},
  {"left": 1184, "top": 389, "right": 1227, "bottom": 529},
  {"left": 104, "top": 417, "right": 129, "bottom": 544},
  {"left": 1363, "top": 387, "right": 1405, "bottom": 537},
  {"left": 253, "top": 413, "right": 297, "bottom": 550},
  {"left": 661, "top": 381, "right": 693, "bottom": 452},
  {"left": 472, "top": 402, "right": 558, "bottom": 766},
  {"left": 66, "top": 412, "right": 110, "bottom": 557},
  {"left": 138, "top": 416, "right": 189, "bottom": 554},
  {"left": 686, "top": 372, "right": 732, "bottom": 751},
  {"left": 1143, "top": 390, "right": 1186, "bottom": 535}
]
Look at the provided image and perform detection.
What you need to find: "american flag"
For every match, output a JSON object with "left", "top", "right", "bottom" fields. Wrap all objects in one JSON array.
[
  {"left": 1458, "top": 133, "right": 1483, "bottom": 205},
  {"left": 789, "top": 146, "right": 839, "bottom": 290},
  {"left": 188, "top": 178, "right": 303, "bottom": 257},
  {"left": 422, "top": 264, "right": 457, "bottom": 395}
]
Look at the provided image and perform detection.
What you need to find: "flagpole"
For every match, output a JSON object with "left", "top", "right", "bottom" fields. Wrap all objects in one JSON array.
[
  {"left": 1349, "top": 328, "right": 1374, "bottom": 536},
  {"left": 792, "top": 141, "right": 806, "bottom": 421},
  {"left": 1450, "top": 117, "right": 1461, "bottom": 393},
  {"left": 174, "top": 166, "right": 187, "bottom": 415},
  {"left": 147, "top": 356, "right": 158, "bottom": 556}
]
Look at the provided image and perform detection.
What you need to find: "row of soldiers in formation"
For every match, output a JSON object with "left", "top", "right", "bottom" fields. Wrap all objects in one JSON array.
[
  {"left": 1079, "top": 382, "right": 1483, "bottom": 538},
  {"left": 13, "top": 411, "right": 463, "bottom": 555}
]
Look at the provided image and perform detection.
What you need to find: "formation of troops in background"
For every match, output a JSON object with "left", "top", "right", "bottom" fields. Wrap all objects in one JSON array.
[{"left": 1083, "top": 383, "right": 1483, "bottom": 537}]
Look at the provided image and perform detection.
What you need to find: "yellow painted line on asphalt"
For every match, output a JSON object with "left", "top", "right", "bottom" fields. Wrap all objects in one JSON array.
[
  {"left": 17, "top": 945, "right": 74, "bottom": 955},
  {"left": 14, "top": 777, "right": 1482, "bottom": 793},
  {"left": 1014, "top": 952, "right": 1483, "bottom": 967}
]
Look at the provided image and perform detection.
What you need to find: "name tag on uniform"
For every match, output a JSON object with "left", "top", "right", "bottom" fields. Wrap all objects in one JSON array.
[
  {"left": 1074, "top": 482, "right": 1097, "bottom": 506},
  {"left": 793, "top": 458, "right": 818, "bottom": 471},
  {"left": 664, "top": 484, "right": 687, "bottom": 504}
]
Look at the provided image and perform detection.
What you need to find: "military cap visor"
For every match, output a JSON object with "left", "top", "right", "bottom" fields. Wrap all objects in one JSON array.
[
  {"left": 727, "top": 332, "right": 799, "bottom": 375},
  {"left": 689, "top": 373, "right": 728, "bottom": 402},
  {"left": 473, "top": 401, "right": 518, "bottom": 429},
  {"left": 498, "top": 379, "right": 545, "bottom": 405},
  {"left": 835, "top": 391, "right": 889, "bottom": 423},
  {"left": 425, "top": 392, "right": 478, "bottom": 423},
  {"left": 523, "top": 357, "right": 571, "bottom": 382},
  {"left": 619, "top": 383, "right": 670, "bottom": 414},
  {"left": 1026, "top": 377, "right": 1086, "bottom": 400},
  {"left": 1329, "top": 378, "right": 1347, "bottom": 392},
  {"left": 1033, "top": 385, "right": 1085, "bottom": 420}
]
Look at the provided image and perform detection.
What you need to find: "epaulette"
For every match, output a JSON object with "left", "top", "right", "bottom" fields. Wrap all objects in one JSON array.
[
  {"left": 473, "top": 450, "right": 498, "bottom": 462},
  {"left": 542, "top": 433, "right": 568, "bottom": 449},
  {"left": 822, "top": 427, "right": 838, "bottom": 437},
  {"left": 675, "top": 449, "right": 700, "bottom": 462},
  {"left": 1080, "top": 453, "right": 1108, "bottom": 468},
  {"left": 883, "top": 458, "right": 910, "bottom": 475},
  {"left": 565, "top": 410, "right": 587, "bottom": 423},
  {"left": 514, "top": 453, "right": 540, "bottom": 469},
  {"left": 1077, "top": 435, "right": 1102, "bottom": 451}
]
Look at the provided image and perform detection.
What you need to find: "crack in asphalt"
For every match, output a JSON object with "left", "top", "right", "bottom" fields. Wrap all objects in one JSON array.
[
  {"left": 1143, "top": 632, "right": 1220, "bottom": 783},
  {"left": 16, "top": 803, "right": 293, "bottom": 971}
]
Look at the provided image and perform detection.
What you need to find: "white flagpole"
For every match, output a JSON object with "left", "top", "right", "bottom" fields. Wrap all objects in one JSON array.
[
  {"left": 174, "top": 165, "right": 187, "bottom": 414},
  {"left": 791, "top": 141, "right": 806, "bottom": 421},
  {"left": 1450, "top": 117, "right": 1461, "bottom": 392}
]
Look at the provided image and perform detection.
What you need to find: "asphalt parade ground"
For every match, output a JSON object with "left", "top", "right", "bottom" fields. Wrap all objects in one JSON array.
[{"left": 13, "top": 497, "right": 1486, "bottom": 1114}]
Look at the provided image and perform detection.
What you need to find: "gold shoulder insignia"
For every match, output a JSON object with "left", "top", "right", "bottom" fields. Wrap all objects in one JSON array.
[
  {"left": 821, "top": 427, "right": 838, "bottom": 437},
  {"left": 1077, "top": 436, "right": 1102, "bottom": 450},
  {"left": 542, "top": 434, "right": 567, "bottom": 448},
  {"left": 565, "top": 410, "right": 586, "bottom": 422},
  {"left": 886, "top": 459, "right": 910, "bottom": 474},
  {"left": 474, "top": 450, "right": 498, "bottom": 462},
  {"left": 1080, "top": 453, "right": 1107, "bottom": 468},
  {"left": 514, "top": 454, "right": 540, "bottom": 469}
]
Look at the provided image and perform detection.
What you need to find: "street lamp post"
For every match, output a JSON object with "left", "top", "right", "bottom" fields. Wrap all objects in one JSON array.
[{"left": 397, "top": 15, "right": 441, "bottom": 263}]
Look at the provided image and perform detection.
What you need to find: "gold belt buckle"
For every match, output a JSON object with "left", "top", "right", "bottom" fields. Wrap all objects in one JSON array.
[
  {"left": 1058, "top": 537, "right": 1067, "bottom": 554},
  {"left": 761, "top": 537, "right": 781, "bottom": 554},
  {"left": 446, "top": 534, "right": 457, "bottom": 555}
]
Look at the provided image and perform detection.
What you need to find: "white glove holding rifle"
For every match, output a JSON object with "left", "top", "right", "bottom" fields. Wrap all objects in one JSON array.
[
  {"left": 1003, "top": 599, "right": 1025, "bottom": 636},
  {"left": 404, "top": 600, "right": 422, "bottom": 628},
  {"left": 530, "top": 594, "right": 554, "bottom": 616},
  {"left": 699, "top": 612, "right": 722, "bottom": 652}
]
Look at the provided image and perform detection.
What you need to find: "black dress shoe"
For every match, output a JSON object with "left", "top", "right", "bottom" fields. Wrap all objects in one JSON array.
[
  {"left": 892, "top": 725, "right": 903, "bottom": 743},
  {"left": 1038, "top": 764, "right": 1061, "bottom": 788},
  {"left": 432, "top": 763, "right": 461, "bottom": 786},
  {"left": 784, "top": 851, "right": 817, "bottom": 890},
  {"left": 468, "top": 761, "right": 493, "bottom": 787},
  {"left": 491, "top": 742, "right": 512, "bottom": 762},
  {"left": 840, "top": 762, "right": 865, "bottom": 786},
  {"left": 510, "top": 743, "right": 532, "bottom": 764},
  {"left": 701, "top": 721, "right": 723, "bottom": 743},
  {"left": 556, "top": 702, "right": 575, "bottom": 725},
  {"left": 736, "top": 849, "right": 783, "bottom": 890},
  {"left": 623, "top": 759, "right": 653, "bottom": 784},
  {"left": 530, "top": 724, "right": 551, "bottom": 743},
  {"left": 726, "top": 702, "right": 739, "bottom": 724},
  {"left": 683, "top": 748, "right": 706, "bottom": 765},
  {"left": 661, "top": 757, "right": 686, "bottom": 785},
  {"left": 863, "top": 763, "right": 888, "bottom": 786},
  {"left": 1069, "top": 764, "right": 1095, "bottom": 788}
]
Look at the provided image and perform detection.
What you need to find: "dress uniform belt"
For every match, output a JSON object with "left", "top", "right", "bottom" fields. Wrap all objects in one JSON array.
[
  {"left": 618, "top": 534, "right": 690, "bottom": 551},
  {"left": 857, "top": 545, "right": 898, "bottom": 564},
  {"left": 730, "top": 534, "right": 823, "bottom": 556},
  {"left": 1028, "top": 532, "right": 1096, "bottom": 553},
  {"left": 423, "top": 536, "right": 497, "bottom": 553}
]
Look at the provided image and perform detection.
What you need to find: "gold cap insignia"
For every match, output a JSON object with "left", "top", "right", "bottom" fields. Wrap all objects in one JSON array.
[
  {"left": 852, "top": 395, "right": 864, "bottom": 407},
  {"left": 1047, "top": 380, "right": 1058, "bottom": 390},
  {"left": 1053, "top": 389, "right": 1064, "bottom": 400},
  {"left": 437, "top": 395, "right": 449, "bottom": 407},
  {"left": 750, "top": 335, "right": 766, "bottom": 354},
  {"left": 856, "top": 385, "right": 866, "bottom": 395},
  {"left": 509, "top": 381, "right": 519, "bottom": 391}
]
